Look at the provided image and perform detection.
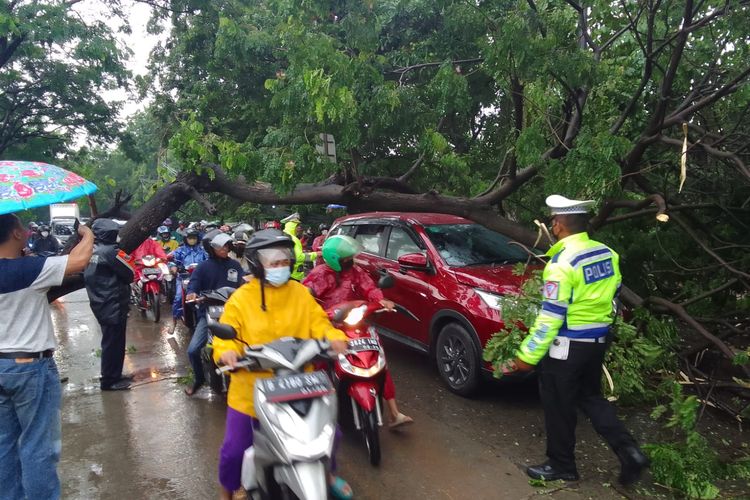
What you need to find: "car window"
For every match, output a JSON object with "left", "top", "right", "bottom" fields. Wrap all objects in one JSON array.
[
  {"left": 331, "top": 224, "right": 355, "bottom": 237},
  {"left": 354, "top": 224, "right": 386, "bottom": 256},
  {"left": 385, "top": 227, "right": 421, "bottom": 260},
  {"left": 424, "top": 223, "right": 529, "bottom": 267}
]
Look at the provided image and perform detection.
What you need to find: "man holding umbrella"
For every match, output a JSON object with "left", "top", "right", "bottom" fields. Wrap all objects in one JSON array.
[{"left": 0, "top": 212, "right": 94, "bottom": 499}]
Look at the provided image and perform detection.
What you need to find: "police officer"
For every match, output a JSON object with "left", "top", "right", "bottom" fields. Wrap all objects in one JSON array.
[
  {"left": 280, "top": 212, "right": 318, "bottom": 280},
  {"left": 504, "top": 195, "right": 649, "bottom": 485}
]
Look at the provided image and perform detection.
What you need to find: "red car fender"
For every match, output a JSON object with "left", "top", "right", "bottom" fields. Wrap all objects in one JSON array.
[{"left": 348, "top": 380, "right": 379, "bottom": 412}]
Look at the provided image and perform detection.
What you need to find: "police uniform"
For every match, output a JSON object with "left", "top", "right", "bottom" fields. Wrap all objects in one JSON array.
[
  {"left": 518, "top": 195, "right": 647, "bottom": 483},
  {"left": 281, "top": 212, "right": 318, "bottom": 281}
]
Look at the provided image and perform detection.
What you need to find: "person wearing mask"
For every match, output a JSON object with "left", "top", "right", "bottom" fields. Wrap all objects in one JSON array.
[
  {"left": 183, "top": 232, "right": 245, "bottom": 396},
  {"left": 157, "top": 225, "right": 179, "bottom": 254},
  {"left": 175, "top": 221, "right": 187, "bottom": 244},
  {"left": 212, "top": 229, "right": 352, "bottom": 500},
  {"left": 32, "top": 224, "right": 61, "bottom": 256},
  {"left": 281, "top": 213, "right": 317, "bottom": 281},
  {"left": 503, "top": 195, "right": 649, "bottom": 484},
  {"left": 83, "top": 219, "right": 136, "bottom": 391},
  {"left": 229, "top": 228, "right": 252, "bottom": 273},
  {"left": 0, "top": 213, "right": 93, "bottom": 499},
  {"left": 303, "top": 234, "right": 414, "bottom": 428}
]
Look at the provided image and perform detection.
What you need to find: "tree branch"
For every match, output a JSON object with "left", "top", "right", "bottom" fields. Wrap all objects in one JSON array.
[
  {"left": 398, "top": 116, "right": 446, "bottom": 182},
  {"left": 672, "top": 214, "right": 750, "bottom": 280},
  {"left": 589, "top": 195, "right": 668, "bottom": 230}
]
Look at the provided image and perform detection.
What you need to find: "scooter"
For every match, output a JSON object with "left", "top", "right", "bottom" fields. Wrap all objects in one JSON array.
[
  {"left": 132, "top": 254, "right": 165, "bottom": 322},
  {"left": 327, "top": 301, "right": 390, "bottom": 466},
  {"left": 210, "top": 324, "right": 337, "bottom": 500},
  {"left": 175, "top": 262, "right": 199, "bottom": 329},
  {"left": 192, "top": 286, "right": 236, "bottom": 395}
]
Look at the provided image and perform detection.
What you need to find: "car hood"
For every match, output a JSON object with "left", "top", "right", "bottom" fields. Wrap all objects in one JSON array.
[{"left": 451, "top": 264, "right": 537, "bottom": 295}]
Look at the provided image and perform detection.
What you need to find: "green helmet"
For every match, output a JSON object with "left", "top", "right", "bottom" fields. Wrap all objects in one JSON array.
[{"left": 322, "top": 235, "right": 361, "bottom": 271}]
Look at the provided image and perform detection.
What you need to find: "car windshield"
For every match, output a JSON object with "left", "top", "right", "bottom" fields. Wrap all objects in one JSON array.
[{"left": 423, "top": 223, "right": 530, "bottom": 267}]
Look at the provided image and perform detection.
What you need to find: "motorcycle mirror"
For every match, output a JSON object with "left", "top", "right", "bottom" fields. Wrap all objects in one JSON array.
[
  {"left": 209, "top": 322, "right": 237, "bottom": 340},
  {"left": 377, "top": 273, "right": 395, "bottom": 289},
  {"left": 331, "top": 308, "right": 347, "bottom": 323}
]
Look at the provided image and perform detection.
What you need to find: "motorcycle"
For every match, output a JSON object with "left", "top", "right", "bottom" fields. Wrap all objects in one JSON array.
[
  {"left": 189, "top": 286, "right": 236, "bottom": 395},
  {"left": 175, "top": 263, "right": 199, "bottom": 329},
  {"left": 210, "top": 325, "right": 337, "bottom": 500},
  {"left": 132, "top": 254, "right": 166, "bottom": 323},
  {"left": 161, "top": 264, "right": 176, "bottom": 304}
]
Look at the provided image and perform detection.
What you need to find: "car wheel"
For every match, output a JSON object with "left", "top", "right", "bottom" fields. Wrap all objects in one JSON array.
[{"left": 436, "top": 323, "right": 480, "bottom": 396}]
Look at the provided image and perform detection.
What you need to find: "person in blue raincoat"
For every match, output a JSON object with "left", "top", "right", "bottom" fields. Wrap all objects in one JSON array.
[{"left": 170, "top": 227, "right": 208, "bottom": 320}]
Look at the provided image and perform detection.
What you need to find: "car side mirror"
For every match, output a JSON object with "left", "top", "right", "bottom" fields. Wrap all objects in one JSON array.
[
  {"left": 397, "top": 252, "right": 430, "bottom": 272},
  {"left": 209, "top": 322, "right": 237, "bottom": 340},
  {"left": 377, "top": 273, "right": 395, "bottom": 289}
]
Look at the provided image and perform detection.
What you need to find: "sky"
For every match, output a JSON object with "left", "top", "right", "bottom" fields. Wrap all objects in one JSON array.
[{"left": 75, "top": 1, "right": 163, "bottom": 119}]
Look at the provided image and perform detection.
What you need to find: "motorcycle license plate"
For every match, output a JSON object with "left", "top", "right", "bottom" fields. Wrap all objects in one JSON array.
[
  {"left": 143, "top": 268, "right": 160, "bottom": 276},
  {"left": 259, "top": 371, "right": 333, "bottom": 403},
  {"left": 347, "top": 337, "right": 380, "bottom": 352}
]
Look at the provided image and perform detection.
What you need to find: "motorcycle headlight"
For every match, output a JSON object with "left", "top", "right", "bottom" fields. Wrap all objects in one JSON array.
[
  {"left": 475, "top": 289, "right": 504, "bottom": 312},
  {"left": 344, "top": 305, "right": 367, "bottom": 326},
  {"left": 142, "top": 256, "right": 156, "bottom": 267},
  {"left": 337, "top": 352, "right": 386, "bottom": 378}
]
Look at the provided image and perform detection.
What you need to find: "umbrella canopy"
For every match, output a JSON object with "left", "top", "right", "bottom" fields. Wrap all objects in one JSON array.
[{"left": 0, "top": 160, "right": 98, "bottom": 215}]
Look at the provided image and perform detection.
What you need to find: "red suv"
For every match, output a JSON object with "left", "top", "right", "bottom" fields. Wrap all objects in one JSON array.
[{"left": 329, "top": 212, "right": 532, "bottom": 396}]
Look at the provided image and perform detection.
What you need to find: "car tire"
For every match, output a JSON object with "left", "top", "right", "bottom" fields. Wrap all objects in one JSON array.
[{"left": 435, "top": 323, "right": 480, "bottom": 396}]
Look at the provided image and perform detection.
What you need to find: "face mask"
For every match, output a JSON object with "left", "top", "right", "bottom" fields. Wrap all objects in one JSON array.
[
  {"left": 265, "top": 266, "right": 291, "bottom": 287},
  {"left": 41, "top": 231, "right": 49, "bottom": 238},
  {"left": 116, "top": 235, "right": 122, "bottom": 243}
]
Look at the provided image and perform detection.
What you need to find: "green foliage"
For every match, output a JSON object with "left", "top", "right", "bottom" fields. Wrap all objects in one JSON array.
[
  {"left": 0, "top": 1, "right": 128, "bottom": 157},
  {"left": 644, "top": 382, "right": 750, "bottom": 499}
]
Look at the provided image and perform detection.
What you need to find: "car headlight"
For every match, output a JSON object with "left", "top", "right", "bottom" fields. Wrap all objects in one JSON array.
[{"left": 475, "top": 289, "right": 503, "bottom": 312}]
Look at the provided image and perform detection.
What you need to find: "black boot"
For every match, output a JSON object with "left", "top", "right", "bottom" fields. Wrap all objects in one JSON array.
[
  {"left": 617, "top": 446, "right": 649, "bottom": 485},
  {"left": 526, "top": 463, "right": 580, "bottom": 481}
]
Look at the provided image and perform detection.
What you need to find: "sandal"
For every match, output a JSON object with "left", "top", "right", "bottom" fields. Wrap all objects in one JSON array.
[
  {"left": 329, "top": 476, "right": 353, "bottom": 500},
  {"left": 389, "top": 413, "right": 414, "bottom": 429}
]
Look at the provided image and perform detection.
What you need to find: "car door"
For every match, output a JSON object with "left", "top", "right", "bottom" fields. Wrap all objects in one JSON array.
[{"left": 369, "top": 225, "right": 434, "bottom": 348}]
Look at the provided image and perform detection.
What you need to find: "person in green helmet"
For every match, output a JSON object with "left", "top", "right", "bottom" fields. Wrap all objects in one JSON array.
[
  {"left": 303, "top": 234, "right": 414, "bottom": 429},
  {"left": 281, "top": 212, "right": 318, "bottom": 280}
]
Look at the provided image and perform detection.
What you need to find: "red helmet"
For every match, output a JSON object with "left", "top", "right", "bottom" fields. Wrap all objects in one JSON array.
[{"left": 264, "top": 220, "right": 281, "bottom": 230}]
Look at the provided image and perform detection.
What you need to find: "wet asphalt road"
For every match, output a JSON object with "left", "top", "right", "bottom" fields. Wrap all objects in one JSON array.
[{"left": 53, "top": 290, "right": 640, "bottom": 499}]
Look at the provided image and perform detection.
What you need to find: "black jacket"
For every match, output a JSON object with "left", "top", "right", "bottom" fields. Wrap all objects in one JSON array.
[{"left": 84, "top": 219, "right": 134, "bottom": 324}]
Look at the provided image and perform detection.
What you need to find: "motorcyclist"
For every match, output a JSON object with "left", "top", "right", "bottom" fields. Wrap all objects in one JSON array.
[
  {"left": 281, "top": 213, "right": 317, "bottom": 280},
  {"left": 171, "top": 227, "right": 209, "bottom": 320},
  {"left": 184, "top": 231, "right": 245, "bottom": 396},
  {"left": 157, "top": 225, "right": 179, "bottom": 254},
  {"left": 32, "top": 225, "right": 61, "bottom": 255},
  {"left": 303, "top": 234, "right": 414, "bottom": 429},
  {"left": 311, "top": 223, "right": 329, "bottom": 265},
  {"left": 213, "top": 229, "right": 352, "bottom": 500},
  {"left": 229, "top": 227, "right": 252, "bottom": 273}
]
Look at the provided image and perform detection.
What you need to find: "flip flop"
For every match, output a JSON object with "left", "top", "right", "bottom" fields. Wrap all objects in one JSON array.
[
  {"left": 329, "top": 476, "right": 353, "bottom": 500},
  {"left": 389, "top": 413, "right": 414, "bottom": 429}
]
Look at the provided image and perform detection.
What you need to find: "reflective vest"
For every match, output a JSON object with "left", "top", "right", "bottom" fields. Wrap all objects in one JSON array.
[
  {"left": 517, "top": 232, "right": 621, "bottom": 365},
  {"left": 283, "top": 220, "right": 318, "bottom": 281}
]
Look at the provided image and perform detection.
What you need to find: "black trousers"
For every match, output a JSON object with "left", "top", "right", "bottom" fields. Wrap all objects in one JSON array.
[
  {"left": 100, "top": 321, "right": 127, "bottom": 388},
  {"left": 538, "top": 341, "right": 637, "bottom": 472}
]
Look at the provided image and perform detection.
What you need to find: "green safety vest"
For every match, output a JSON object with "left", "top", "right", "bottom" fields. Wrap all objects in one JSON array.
[
  {"left": 517, "top": 232, "right": 621, "bottom": 365},
  {"left": 283, "top": 221, "right": 317, "bottom": 281}
]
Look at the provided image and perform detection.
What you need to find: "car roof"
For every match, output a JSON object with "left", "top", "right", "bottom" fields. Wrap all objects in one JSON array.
[{"left": 334, "top": 212, "right": 472, "bottom": 226}]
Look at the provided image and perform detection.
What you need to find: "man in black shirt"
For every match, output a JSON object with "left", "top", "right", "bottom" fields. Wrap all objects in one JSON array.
[{"left": 184, "top": 232, "right": 245, "bottom": 395}]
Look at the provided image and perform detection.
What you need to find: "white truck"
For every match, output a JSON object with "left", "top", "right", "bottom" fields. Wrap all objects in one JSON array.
[{"left": 49, "top": 203, "right": 80, "bottom": 245}]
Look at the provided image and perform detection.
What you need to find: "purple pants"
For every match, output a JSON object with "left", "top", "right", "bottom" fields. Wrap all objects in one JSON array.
[{"left": 219, "top": 407, "right": 342, "bottom": 491}]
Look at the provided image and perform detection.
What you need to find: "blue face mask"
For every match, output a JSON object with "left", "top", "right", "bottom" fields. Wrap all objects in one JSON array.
[{"left": 265, "top": 266, "right": 291, "bottom": 287}]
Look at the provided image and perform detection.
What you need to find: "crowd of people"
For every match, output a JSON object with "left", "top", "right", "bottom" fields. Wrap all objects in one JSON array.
[{"left": 0, "top": 196, "right": 649, "bottom": 499}]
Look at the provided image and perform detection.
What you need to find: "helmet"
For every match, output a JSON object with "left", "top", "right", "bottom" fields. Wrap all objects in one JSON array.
[
  {"left": 318, "top": 223, "right": 329, "bottom": 232},
  {"left": 322, "top": 235, "right": 361, "bottom": 271},
  {"left": 162, "top": 218, "right": 173, "bottom": 226},
  {"left": 29, "top": 222, "right": 38, "bottom": 230},
  {"left": 39, "top": 224, "right": 51, "bottom": 233},
  {"left": 185, "top": 227, "right": 200, "bottom": 242},
  {"left": 202, "top": 228, "right": 223, "bottom": 255},
  {"left": 264, "top": 220, "right": 281, "bottom": 230},
  {"left": 157, "top": 225, "right": 169, "bottom": 234},
  {"left": 244, "top": 229, "right": 295, "bottom": 277},
  {"left": 204, "top": 221, "right": 219, "bottom": 232},
  {"left": 233, "top": 229, "right": 251, "bottom": 243}
]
